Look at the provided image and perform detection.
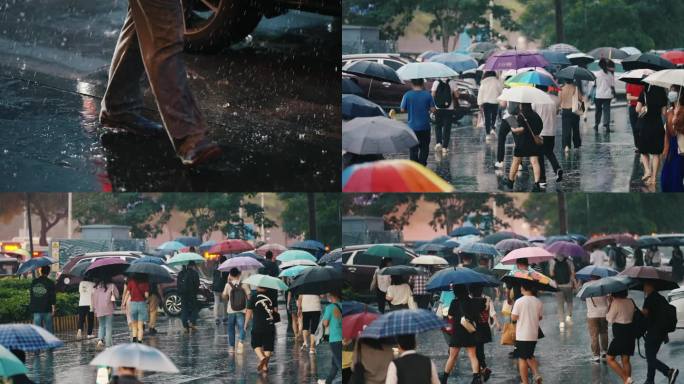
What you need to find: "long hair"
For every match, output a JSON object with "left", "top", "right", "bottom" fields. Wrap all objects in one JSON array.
[{"left": 598, "top": 58, "right": 609, "bottom": 73}]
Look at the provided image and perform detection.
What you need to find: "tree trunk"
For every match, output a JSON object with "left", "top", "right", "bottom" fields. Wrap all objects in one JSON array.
[
  {"left": 555, "top": 0, "right": 564, "bottom": 43},
  {"left": 307, "top": 193, "right": 317, "bottom": 240},
  {"left": 558, "top": 192, "right": 568, "bottom": 235},
  {"left": 25, "top": 194, "right": 34, "bottom": 254}
]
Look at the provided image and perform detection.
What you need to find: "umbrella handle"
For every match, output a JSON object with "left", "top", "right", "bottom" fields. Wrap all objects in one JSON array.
[{"left": 368, "top": 78, "right": 373, "bottom": 98}]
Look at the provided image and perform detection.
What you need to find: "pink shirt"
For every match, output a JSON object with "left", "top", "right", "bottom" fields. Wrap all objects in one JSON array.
[{"left": 91, "top": 283, "right": 120, "bottom": 317}]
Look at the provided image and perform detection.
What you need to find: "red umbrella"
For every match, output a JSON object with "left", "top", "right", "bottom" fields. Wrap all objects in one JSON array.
[
  {"left": 208, "top": 240, "right": 254, "bottom": 255},
  {"left": 584, "top": 234, "right": 637, "bottom": 250},
  {"left": 661, "top": 50, "right": 684, "bottom": 65},
  {"left": 343, "top": 312, "right": 379, "bottom": 339},
  {"left": 255, "top": 244, "right": 287, "bottom": 257}
]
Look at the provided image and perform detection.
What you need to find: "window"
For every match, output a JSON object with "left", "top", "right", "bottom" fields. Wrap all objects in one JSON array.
[
  {"left": 382, "top": 60, "right": 404, "bottom": 71},
  {"left": 341, "top": 252, "right": 353, "bottom": 264}
]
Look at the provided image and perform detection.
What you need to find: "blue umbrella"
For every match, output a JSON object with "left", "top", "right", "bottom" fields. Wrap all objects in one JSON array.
[
  {"left": 429, "top": 235, "right": 451, "bottom": 244},
  {"left": 361, "top": 309, "right": 445, "bottom": 339},
  {"left": 449, "top": 226, "right": 481, "bottom": 237},
  {"left": 540, "top": 50, "right": 571, "bottom": 66},
  {"left": 278, "top": 265, "right": 312, "bottom": 278},
  {"left": 426, "top": 267, "right": 499, "bottom": 292},
  {"left": 456, "top": 242, "right": 500, "bottom": 257},
  {"left": 199, "top": 240, "right": 217, "bottom": 253},
  {"left": 0, "top": 324, "right": 64, "bottom": 352},
  {"left": 341, "top": 301, "right": 379, "bottom": 317},
  {"left": 342, "top": 94, "right": 387, "bottom": 120},
  {"left": 290, "top": 240, "right": 325, "bottom": 252},
  {"left": 235, "top": 251, "right": 266, "bottom": 261},
  {"left": 415, "top": 243, "right": 446, "bottom": 254},
  {"left": 429, "top": 53, "right": 479, "bottom": 72},
  {"left": 342, "top": 78, "right": 364, "bottom": 95},
  {"left": 173, "top": 237, "right": 202, "bottom": 247},
  {"left": 318, "top": 252, "right": 342, "bottom": 265},
  {"left": 576, "top": 276, "right": 637, "bottom": 299},
  {"left": 156, "top": 241, "right": 185, "bottom": 251},
  {"left": 16, "top": 257, "right": 55, "bottom": 275},
  {"left": 131, "top": 256, "right": 165, "bottom": 265},
  {"left": 576, "top": 265, "right": 618, "bottom": 281}
]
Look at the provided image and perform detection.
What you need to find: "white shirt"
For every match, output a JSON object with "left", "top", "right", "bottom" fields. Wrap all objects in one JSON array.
[
  {"left": 511, "top": 295, "right": 543, "bottom": 341},
  {"left": 478, "top": 77, "right": 504, "bottom": 105},
  {"left": 533, "top": 94, "right": 560, "bottom": 136},
  {"left": 300, "top": 294, "right": 322, "bottom": 312},
  {"left": 386, "top": 284, "right": 412, "bottom": 306},
  {"left": 606, "top": 297, "right": 635, "bottom": 324},
  {"left": 373, "top": 269, "right": 391, "bottom": 293},
  {"left": 590, "top": 250, "right": 607, "bottom": 266},
  {"left": 593, "top": 70, "right": 615, "bottom": 99},
  {"left": 585, "top": 295, "right": 609, "bottom": 318},
  {"left": 385, "top": 350, "right": 440, "bottom": 384},
  {"left": 431, "top": 79, "right": 459, "bottom": 110},
  {"left": 79, "top": 280, "right": 95, "bottom": 307}
]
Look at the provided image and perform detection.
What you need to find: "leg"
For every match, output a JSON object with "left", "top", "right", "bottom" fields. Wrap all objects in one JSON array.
[
  {"left": 326, "top": 342, "right": 342, "bottom": 384},
  {"left": 594, "top": 99, "right": 603, "bottom": 129},
  {"left": 444, "top": 347, "right": 461, "bottom": 374},
  {"left": 87, "top": 310, "right": 95, "bottom": 335},
  {"left": 443, "top": 111, "right": 453, "bottom": 149},
  {"left": 105, "top": 315, "right": 113, "bottom": 346},
  {"left": 226, "top": 313, "right": 237, "bottom": 348},
  {"left": 561, "top": 110, "right": 571, "bottom": 149},
  {"left": 622, "top": 356, "right": 631, "bottom": 379},
  {"left": 603, "top": 100, "right": 611, "bottom": 128},
  {"left": 77, "top": 306, "right": 87, "bottom": 332},
  {"left": 497, "top": 120, "right": 511, "bottom": 163},
  {"left": 564, "top": 287, "right": 573, "bottom": 318},
  {"left": 530, "top": 156, "right": 541, "bottom": 183},
  {"left": 148, "top": 295, "right": 158, "bottom": 330},
  {"left": 409, "top": 143, "right": 420, "bottom": 163},
  {"left": 466, "top": 346, "right": 480, "bottom": 374},
  {"left": 587, "top": 318, "right": 599, "bottom": 356},
  {"left": 180, "top": 297, "right": 189, "bottom": 328},
  {"left": 434, "top": 111, "right": 445, "bottom": 146},
  {"left": 518, "top": 358, "right": 530, "bottom": 384},
  {"left": 651, "top": 154, "right": 661, "bottom": 185},
  {"left": 572, "top": 113, "right": 582, "bottom": 148},
  {"left": 419, "top": 130, "right": 431, "bottom": 165},
  {"left": 599, "top": 319, "right": 608, "bottom": 354},
  {"left": 97, "top": 316, "right": 105, "bottom": 341},
  {"left": 544, "top": 136, "right": 561, "bottom": 172},
  {"left": 476, "top": 342, "right": 486, "bottom": 368},
  {"left": 556, "top": 292, "right": 566, "bottom": 324},
  {"left": 236, "top": 313, "right": 246, "bottom": 344},
  {"left": 645, "top": 336, "right": 670, "bottom": 381},
  {"left": 527, "top": 357, "right": 540, "bottom": 378},
  {"left": 376, "top": 289, "right": 386, "bottom": 314},
  {"left": 629, "top": 106, "right": 639, "bottom": 148},
  {"left": 641, "top": 153, "right": 652, "bottom": 179},
  {"left": 137, "top": 320, "right": 144, "bottom": 341},
  {"left": 45, "top": 314, "right": 53, "bottom": 333},
  {"left": 607, "top": 355, "right": 627, "bottom": 381},
  {"left": 509, "top": 157, "right": 522, "bottom": 182}
]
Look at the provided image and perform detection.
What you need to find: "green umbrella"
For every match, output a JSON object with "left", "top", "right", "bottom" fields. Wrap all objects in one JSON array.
[
  {"left": 356, "top": 245, "right": 411, "bottom": 266},
  {"left": 0, "top": 345, "right": 27, "bottom": 378},
  {"left": 276, "top": 250, "right": 317, "bottom": 263},
  {"left": 167, "top": 252, "right": 205, "bottom": 267},
  {"left": 243, "top": 274, "right": 289, "bottom": 291}
]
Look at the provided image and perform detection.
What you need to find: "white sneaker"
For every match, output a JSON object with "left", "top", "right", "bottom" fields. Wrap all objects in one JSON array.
[
  {"left": 564, "top": 146, "right": 570, "bottom": 153},
  {"left": 87, "top": 334, "right": 95, "bottom": 339},
  {"left": 76, "top": 329, "right": 82, "bottom": 339},
  {"left": 494, "top": 161, "right": 503, "bottom": 168},
  {"left": 559, "top": 321, "right": 565, "bottom": 329},
  {"left": 565, "top": 316, "right": 573, "bottom": 324},
  {"left": 317, "top": 380, "right": 326, "bottom": 384},
  {"left": 237, "top": 342, "right": 244, "bottom": 354},
  {"left": 592, "top": 355, "right": 600, "bottom": 363},
  {"left": 485, "top": 134, "right": 491, "bottom": 142},
  {"left": 626, "top": 377, "right": 633, "bottom": 384},
  {"left": 96, "top": 340, "right": 104, "bottom": 350},
  {"left": 442, "top": 148, "right": 448, "bottom": 155},
  {"left": 228, "top": 346, "right": 235, "bottom": 354},
  {"left": 435, "top": 143, "right": 442, "bottom": 151}
]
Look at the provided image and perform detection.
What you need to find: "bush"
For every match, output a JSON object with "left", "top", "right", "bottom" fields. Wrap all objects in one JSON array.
[
  {"left": 0, "top": 278, "right": 79, "bottom": 322},
  {"left": 0, "top": 277, "right": 32, "bottom": 291},
  {"left": 55, "top": 292, "right": 79, "bottom": 317}
]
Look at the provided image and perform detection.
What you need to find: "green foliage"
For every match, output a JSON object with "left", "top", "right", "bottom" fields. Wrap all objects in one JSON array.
[
  {"left": 0, "top": 278, "right": 79, "bottom": 322},
  {"left": 342, "top": 0, "right": 415, "bottom": 40},
  {"left": 55, "top": 292, "right": 79, "bottom": 317},
  {"left": 0, "top": 278, "right": 32, "bottom": 291},
  {"left": 279, "top": 194, "right": 342, "bottom": 248},
  {"left": 342, "top": 194, "right": 420, "bottom": 231}
]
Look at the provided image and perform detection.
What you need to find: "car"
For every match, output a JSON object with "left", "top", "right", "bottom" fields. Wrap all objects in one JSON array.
[
  {"left": 342, "top": 53, "right": 416, "bottom": 71},
  {"left": 667, "top": 288, "right": 684, "bottom": 329},
  {"left": 0, "top": 254, "right": 19, "bottom": 277},
  {"left": 333, "top": 244, "right": 418, "bottom": 294},
  {"left": 183, "top": 0, "right": 339, "bottom": 52},
  {"left": 56, "top": 251, "right": 213, "bottom": 317}
]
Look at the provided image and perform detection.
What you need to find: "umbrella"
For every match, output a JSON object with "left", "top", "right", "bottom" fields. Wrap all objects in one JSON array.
[
  {"left": 410, "top": 255, "right": 448, "bottom": 266},
  {"left": 637, "top": 236, "right": 662, "bottom": 248},
  {"left": 619, "top": 265, "right": 677, "bottom": 288},
  {"left": 430, "top": 235, "right": 452, "bottom": 244},
  {"left": 343, "top": 311, "right": 380, "bottom": 339},
  {"left": 342, "top": 160, "right": 454, "bottom": 193},
  {"left": 429, "top": 53, "right": 479, "bottom": 73},
  {"left": 278, "top": 265, "right": 312, "bottom": 278},
  {"left": 235, "top": 251, "right": 266, "bottom": 261},
  {"left": 343, "top": 61, "right": 402, "bottom": 84},
  {"left": 417, "top": 50, "right": 441, "bottom": 62},
  {"left": 357, "top": 245, "right": 411, "bottom": 266},
  {"left": 166, "top": 252, "right": 205, "bottom": 267},
  {"left": 289, "top": 266, "right": 343, "bottom": 294},
  {"left": 468, "top": 42, "right": 499, "bottom": 53},
  {"left": 156, "top": 241, "right": 185, "bottom": 251},
  {"left": 415, "top": 243, "right": 446, "bottom": 254},
  {"left": 124, "top": 262, "right": 173, "bottom": 283},
  {"left": 84, "top": 258, "right": 129, "bottom": 278},
  {"left": 576, "top": 265, "right": 618, "bottom": 281},
  {"left": 218, "top": 256, "right": 263, "bottom": 271},
  {"left": 576, "top": 276, "right": 637, "bottom": 299},
  {"left": 588, "top": 47, "right": 628, "bottom": 60},
  {"left": 620, "top": 47, "right": 642, "bottom": 56},
  {"left": 498, "top": 87, "right": 554, "bottom": 105},
  {"left": 396, "top": 62, "right": 458, "bottom": 80},
  {"left": 449, "top": 226, "right": 481, "bottom": 237},
  {"left": 546, "top": 43, "right": 579, "bottom": 54},
  {"left": 65, "top": 261, "right": 91, "bottom": 277},
  {"left": 16, "top": 257, "right": 56, "bottom": 275},
  {"left": 622, "top": 53, "right": 675, "bottom": 71},
  {"left": 501, "top": 270, "right": 558, "bottom": 292},
  {"left": 528, "top": 236, "right": 546, "bottom": 243},
  {"left": 567, "top": 53, "right": 595, "bottom": 66},
  {"left": 131, "top": 256, "right": 165, "bottom": 265},
  {"left": 342, "top": 78, "right": 363, "bottom": 95},
  {"left": 243, "top": 274, "right": 289, "bottom": 291},
  {"left": 481, "top": 231, "right": 526, "bottom": 245},
  {"left": 495, "top": 239, "right": 531, "bottom": 254},
  {"left": 500, "top": 247, "right": 554, "bottom": 265},
  {"left": 90, "top": 343, "right": 178, "bottom": 373},
  {"left": 584, "top": 234, "right": 637, "bottom": 250},
  {"left": 198, "top": 240, "right": 217, "bottom": 253},
  {"left": 0, "top": 345, "right": 27, "bottom": 378},
  {"left": 207, "top": 239, "right": 254, "bottom": 255},
  {"left": 343, "top": 117, "right": 417, "bottom": 155},
  {"left": 0, "top": 324, "right": 64, "bottom": 351},
  {"left": 341, "top": 300, "right": 379, "bottom": 316},
  {"left": 380, "top": 265, "right": 421, "bottom": 276},
  {"left": 505, "top": 71, "right": 559, "bottom": 89},
  {"left": 453, "top": 234, "right": 481, "bottom": 245},
  {"left": 556, "top": 65, "right": 596, "bottom": 82},
  {"left": 173, "top": 237, "right": 202, "bottom": 247},
  {"left": 290, "top": 240, "right": 325, "bottom": 252},
  {"left": 276, "top": 250, "right": 316, "bottom": 263},
  {"left": 280, "top": 259, "right": 318, "bottom": 269},
  {"left": 360, "top": 309, "right": 444, "bottom": 339},
  {"left": 456, "top": 242, "right": 500, "bottom": 257},
  {"left": 540, "top": 50, "right": 571, "bottom": 66},
  {"left": 644, "top": 69, "right": 684, "bottom": 88},
  {"left": 484, "top": 50, "right": 549, "bottom": 71},
  {"left": 545, "top": 241, "right": 589, "bottom": 259},
  {"left": 618, "top": 69, "right": 655, "bottom": 85},
  {"left": 501, "top": 67, "right": 554, "bottom": 80},
  {"left": 317, "top": 252, "right": 342, "bottom": 266},
  {"left": 341, "top": 95, "right": 387, "bottom": 120},
  {"left": 426, "top": 267, "right": 499, "bottom": 292},
  {"left": 255, "top": 243, "right": 287, "bottom": 257},
  {"left": 662, "top": 50, "right": 684, "bottom": 65}
]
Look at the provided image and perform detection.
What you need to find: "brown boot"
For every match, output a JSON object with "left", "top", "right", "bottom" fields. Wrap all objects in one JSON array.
[{"left": 175, "top": 133, "right": 221, "bottom": 166}]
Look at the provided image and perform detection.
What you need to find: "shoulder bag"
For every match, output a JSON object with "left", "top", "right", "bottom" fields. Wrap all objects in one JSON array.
[
  {"left": 521, "top": 113, "right": 543, "bottom": 146},
  {"left": 459, "top": 301, "right": 477, "bottom": 334},
  {"left": 638, "top": 92, "right": 648, "bottom": 118}
]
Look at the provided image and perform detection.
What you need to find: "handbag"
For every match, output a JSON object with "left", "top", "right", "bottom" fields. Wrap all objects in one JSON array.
[
  {"left": 571, "top": 88, "right": 585, "bottom": 116},
  {"left": 476, "top": 109, "right": 485, "bottom": 129},
  {"left": 459, "top": 302, "right": 477, "bottom": 334},
  {"left": 501, "top": 322, "right": 516, "bottom": 345},
  {"left": 521, "top": 113, "right": 543, "bottom": 145},
  {"left": 638, "top": 92, "right": 648, "bottom": 118},
  {"left": 501, "top": 301, "right": 512, "bottom": 317}
]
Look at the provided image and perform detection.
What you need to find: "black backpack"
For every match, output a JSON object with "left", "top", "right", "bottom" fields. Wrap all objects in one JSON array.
[
  {"left": 229, "top": 282, "right": 247, "bottom": 311},
  {"left": 660, "top": 301, "right": 678, "bottom": 334},
  {"left": 434, "top": 80, "right": 453, "bottom": 108},
  {"left": 554, "top": 260, "right": 571, "bottom": 285},
  {"left": 631, "top": 300, "right": 648, "bottom": 338},
  {"left": 176, "top": 270, "right": 187, "bottom": 294}
]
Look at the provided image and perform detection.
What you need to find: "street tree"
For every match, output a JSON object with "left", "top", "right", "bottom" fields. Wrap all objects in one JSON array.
[
  {"left": 280, "top": 193, "right": 341, "bottom": 247},
  {"left": 341, "top": 194, "right": 420, "bottom": 231},
  {"left": 0, "top": 193, "right": 67, "bottom": 246}
]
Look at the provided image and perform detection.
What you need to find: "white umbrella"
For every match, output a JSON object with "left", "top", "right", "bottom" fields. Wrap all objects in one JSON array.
[
  {"left": 618, "top": 69, "right": 654, "bottom": 83},
  {"left": 620, "top": 46, "right": 642, "bottom": 56},
  {"left": 396, "top": 62, "right": 458, "bottom": 80},
  {"left": 498, "top": 86, "right": 555, "bottom": 104},
  {"left": 280, "top": 259, "right": 318, "bottom": 269},
  {"left": 342, "top": 116, "right": 418, "bottom": 155},
  {"left": 644, "top": 69, "right": 684, "bottom": 88},
  {"left": 410, "top": 255, "right": 449, "bottom": 266},
  {"left": 90, "top": 343, "right": 179, "bottom": 373}
]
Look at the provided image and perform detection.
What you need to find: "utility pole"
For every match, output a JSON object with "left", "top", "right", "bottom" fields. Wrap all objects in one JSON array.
[
  {"left": 558, "top": 192, "right": 568, "bottom": 235},
  {"left": 67, "top": 192, "right": 72, "bottom": 239},
  {"left": 307, "top": 193, "right": 317, "bottom": 240},
  {"left": 555, "top": 0, "right": 565, "bottom": 43},
  {"left": 25, "top": 193, "right": 34, "bottom": 255}
]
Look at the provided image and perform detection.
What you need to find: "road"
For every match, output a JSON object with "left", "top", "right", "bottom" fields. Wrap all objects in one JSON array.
[
  {"left": 24, "top": 308, "right": 340, "bottom": 383},
  {"left": 0, "top": 1, "right": 340, "bottom": 191}
]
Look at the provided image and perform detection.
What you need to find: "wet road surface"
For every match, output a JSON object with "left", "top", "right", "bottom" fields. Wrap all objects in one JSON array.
[
  {"left": 0, "top": 1, "right": 340, "bottom": 191},
  {"left": 388, "top": 104, "right": 661, "bottom": 192},
  {"left": 25, "top": 308, "right": 340, "bottom": 383}
]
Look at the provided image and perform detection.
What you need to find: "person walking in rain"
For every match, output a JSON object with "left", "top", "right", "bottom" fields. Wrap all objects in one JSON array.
[
  {"left": 626, "top": 79, "right": 645, "bottom": 151},
  {"left": 30, "top": 266, "right": 56, "bottom": 332},
  {"left": 92, "top": 276, "right": 120, "bottom": 348},
  {"left": 559, "top": 79, "right": 583, "bottom": 152},
  {"left": 505, "top": 103, "right": 544, "bottom": 192},
  {"left": 409, "top": 266, "right": 431, "bottom": 309},
  {"left": 370, "top": 258, "right": 392, "bottom": 313},
  {"left": 662, "top": 86, "right": 684, "bottom": 192},
  {"left": 431, "top": 77, "right": 460, "bottom": 155},
  {"left": 641, "top": 281, "right": 679, "bottom": 384},
  {"left": 400, "top": 79, "right": 436, "bottom": 166},
  {"left": 298, "top": 291, "right": 322, "bottom": 354},
  {"left": 469, "top": 285, "right": 499, "bottom": 382},
  {"left": 222, "top": 268, "right": 250, "bottom": 354},
  {"left": 593, "top": 59, "right": 616, "bottom": 132},
  {"left": 388, "top": 334, "right": 440, "bottom": 384},
  {"left": 125, "top": 273, "right": 149, "bottom": 343},
  {"left": 77, "top": 275, "right": 95, "bottom": 339},
  {"left": 440, "top": 285, "right": 483, "bottom": 384},
  {"left": 99, "top": 0, "right": 221, "bottom": 166},
  {"left": 245, "top": 285, "right": 278, "bottom": 374},
  {"left": 549, "top": 255, "right": 576, "bottom": 329},
  {"left": 532, "top": 86, "right": 563, "bottom": 187},
  {"left": 478, "top": 71, "right": 504, "bottom": 141},
  {"left": 511, "top": 283, "right": 543, "bottom": 384},
  {"left": 636, "top": 85, "right": 669, "bottom": 186},
  {"left": 212, "top": 255, "right": 228, "bottom": 325},
  {"left": 259, "top": 251, "right": 280, "bottom": 277},
  {"left": 146, "top": 279, "right": 163, "bottom": 336},
  {"left": 317, "top": 291, "right": 343, "bottom": 384},
  {"left": 583, "top": 277, "right": 609, "bottom": 362},
  {"left": 670, "top": 245, "right": 684, "bottom": 282},
  {"left": 351, "top": 338, "right": 395, "bottom": 384},
  {"left": 178, "top": 261, "right": 200, "bottom": 331},
  {"left": 605, "top": 290, "right": 635, "bottom": 384},
  {"left": 385, "top": 276, "right": 413, "bottom": 311}
]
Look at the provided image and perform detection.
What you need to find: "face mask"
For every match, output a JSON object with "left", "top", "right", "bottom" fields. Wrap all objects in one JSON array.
[
  {"left": 668, "top": 91, "right": 679, "bottom": 103},
  {"left": 507, "top": 102, "right": 519, "bottom": 114}
]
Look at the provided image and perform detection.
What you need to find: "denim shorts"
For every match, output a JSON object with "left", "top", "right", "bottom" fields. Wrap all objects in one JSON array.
[{"left": 129, "top": 301, "right": 148, "bottom": 322}]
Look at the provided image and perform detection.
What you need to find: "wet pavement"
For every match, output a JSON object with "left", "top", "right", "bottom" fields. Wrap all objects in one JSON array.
[
  {"left": 388, "top": 103, "right": 661, "bottom": 192},
  {"left": 24, "top": 308, "right": 340, "bottom": 383},
  {"left": 0, "top": 1, "right": 340, "bottom": 191},
  {"left": 413, "top": 292, "right": 684, "bottom": 384}
]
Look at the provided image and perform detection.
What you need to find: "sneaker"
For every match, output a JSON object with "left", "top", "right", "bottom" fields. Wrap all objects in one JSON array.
[
  {"left": 559, "top": 321, "right": 565, "bottom": 329},
  {"left": 435, "top": 143, "right": 442, "bottom": 151},
  {"left": 565, "top": 316, "right": 573, "bottom": 324},
  {"left": 442, "top": 148, "right": 449, "bottom": 155},
  {"left": 532, "top": 183, "right": 542, "bottom": 192},
  {"left": 539, "top": 182, "right": 547, "bottom": 189},
  {"left": 96, "top": 340, "right": 104, "bottom": 350},
  {"left": 592, "top": 355, "right": 600, "bottom": 363},
  {"left": 626, "top": 378, "right": 633, "bottom": 384},
  {"left": 189, "top": 324, "right": 198, "bottom": 331},
  {"left": 564, "top": 146, "right": 570, "bottom": 153},
  {"left": 556, "top": 169, "right": 563, "bottom": 182},
  {"left": 534, "top": 375, "right": 543, "bottom": 384},
  {"left": 148, "top": 328, "right": 157, "bottom": 335},
  {"left": 485, "top": 134, "right": 491, "bottom": 142},
  {"left": 668, "top": 368, "right": 679, "bottom": 384},
  {"left": 76, "top": 329, "right": 82, "bottom": 339},
  {"left": 601, "top": 353, "right": 606, "bottom": 361},
  {"left": 132, "top": 337, "right": 138, "bottom": 343},
  {"left": 237, "top": 342, "right": 244, "bottom": 354},
  {"left": 482, "top": 367, "right": 492, "bottom": 382},
  {"left": 494, "top": 161, "right": 503, "bottom": 169},
  {"left": 317, "top": 380, "right": 326, "bottom": 384},
  {"left": 228, "top": 346, "right": 235, "bottom": 354},
  {"left": 309, "top": 348, "right": 316, "bottom": 355}
]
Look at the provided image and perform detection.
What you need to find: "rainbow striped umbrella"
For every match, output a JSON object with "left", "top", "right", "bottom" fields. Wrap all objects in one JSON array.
[
  {"left": 505, "top": 71, "right": 558, "bottom": 90},
  {"left": 342, "top": 160, "right": 454, "bottom": 192}
]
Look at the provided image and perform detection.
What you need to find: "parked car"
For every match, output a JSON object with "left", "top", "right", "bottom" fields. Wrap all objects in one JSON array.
[
  {"left": 342, "top": 53, "right": 415, "bottom": 71},
  {"left": 56, "top": 251, "right": 213, "bottom": 317},
  {"left": 0, "top": 254, "right": 19, "bottom": 277},
  {"left": 183, "top": 0, "right": 339, "bottom": 52},
  {"left": 333, "top": 244, "right": 418, "bottom": 294},
  {"left": 667, "top": 288, "right": 684, "bottom": 329}
]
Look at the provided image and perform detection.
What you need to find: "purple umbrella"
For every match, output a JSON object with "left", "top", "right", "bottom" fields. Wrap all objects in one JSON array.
[
  {"left": 218, "top": 256, "right": 263, "bottom": 271},
  {"left": 495, "top": 239, "right": 531, "bottom": 254},
  {"left": 84, "top": 258, "right": 129, "bottom": 278},
  {"left": 545, "top": 241, "right": 589, "bottom": 260},
  {"left": 484, "top": 50, "right": 549, "bottom": 71}
]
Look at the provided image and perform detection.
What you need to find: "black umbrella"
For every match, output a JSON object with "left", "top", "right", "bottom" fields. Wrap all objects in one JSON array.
[
  {"left": 619, "top": 266, "right": 678, "bottom": 290},
  {"left": 342, "top": 61, "right": 402, "bottom": 84},
  {"left": 567, "top": 53, "right": 595, "bottom": 66},
  {"left": 637, "top": 236, "right": 662, "bottom": 248},
  {"left": 66, "top": 261, "right": 91, "bottom": 277},
  {"left": 622, "top": 53, "right": 675, "bottom": 71},
  {"left": 380, "top": 265, "right": 421, "bottom": 276},
  {"left": 342, "top": 78, "right": 363, "bottom": 95},
  {"left": 557, "top": 65, "right": 596, "bottom": 82},
  {"left": 125, "top": 262, "right": 173, "bottom": 283},
  {"left": 342, "top": 94, "right": 386, "bottom": 120},
  {"left": 290, "top": 266, "right": 343, "bottom": 295},
  {"left": 588, "top": 47, "right": 629, "bottom": 60}
]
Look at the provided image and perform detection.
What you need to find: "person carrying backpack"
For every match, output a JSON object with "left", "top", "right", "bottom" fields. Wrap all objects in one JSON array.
[
  {"left": 245, "top": 286, "right": 279, "bottom": 374},
  {"left": 641, "top": 280, "right": 679, "bottom": 384},
  {"left": 212, "top": 255, "right": 229, "bottom": 325},
  {"left": 222, "top": 267, "right": 250, "bottom": 354},
  {"left": 431, "top": 78, "right": 458, "bottom": 155},
  {"left": 177, "top": 261, "right": 200, "bottom": 331},
  {"left": 549, "top": 255, "right": 576, "bottom": 329}
]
